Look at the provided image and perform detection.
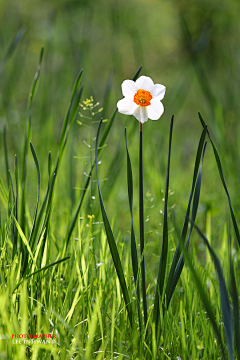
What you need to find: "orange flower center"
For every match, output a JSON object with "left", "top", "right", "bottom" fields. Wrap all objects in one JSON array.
[{"left": 133, "top": 89, "right": 152, "bottom": 107}]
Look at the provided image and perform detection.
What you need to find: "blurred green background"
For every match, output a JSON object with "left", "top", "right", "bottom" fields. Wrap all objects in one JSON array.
[{"left": 1, "top": 0, "right": 240, "bottom": 254}]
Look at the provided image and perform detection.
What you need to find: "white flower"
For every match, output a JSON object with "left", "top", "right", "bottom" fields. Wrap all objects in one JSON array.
[{"left": 117, "top": 75, "right": 166, "bottom": 124}]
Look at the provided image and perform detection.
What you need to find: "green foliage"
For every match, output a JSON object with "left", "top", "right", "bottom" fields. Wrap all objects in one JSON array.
[{"left": 1, "top": 2, "right": 240, "bottom": 358}]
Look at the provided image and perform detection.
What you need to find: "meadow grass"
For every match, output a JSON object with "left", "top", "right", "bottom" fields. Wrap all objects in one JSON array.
[
  {"left": 0, "top": 57, "right": 239, "bottom": 359},
  {"left": 1, "top": 2, "right": 240, "bottom": 357}
]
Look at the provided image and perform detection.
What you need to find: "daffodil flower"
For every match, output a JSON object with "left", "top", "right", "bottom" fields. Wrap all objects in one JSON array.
[{"left": 117, "top": 75, "right": 166, "bottom": 124}]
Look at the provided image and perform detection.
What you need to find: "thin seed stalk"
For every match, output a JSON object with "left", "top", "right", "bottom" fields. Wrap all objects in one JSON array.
[{"left": 139, "top": 122, "right": 148, "bottom": 327}]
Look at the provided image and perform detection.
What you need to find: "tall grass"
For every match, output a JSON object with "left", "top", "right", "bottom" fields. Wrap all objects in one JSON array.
[{"left": 0, "top": 35, "right": 239, "bottom": 360}]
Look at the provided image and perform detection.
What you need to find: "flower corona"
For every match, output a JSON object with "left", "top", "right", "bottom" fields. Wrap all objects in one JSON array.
[
  {"left": 133, "top": 89, "right": 152, "bottom": 106},
  {"left": 117, "top": 75, "right": 166, "bottom": 123}
]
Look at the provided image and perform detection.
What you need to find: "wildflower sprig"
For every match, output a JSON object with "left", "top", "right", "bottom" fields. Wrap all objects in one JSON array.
[
  {"left": 78, "top": 96, "right": 103, "bottom": 125},
  {"left": 77, "top": 97, "right": 104, "bottom": 230}
]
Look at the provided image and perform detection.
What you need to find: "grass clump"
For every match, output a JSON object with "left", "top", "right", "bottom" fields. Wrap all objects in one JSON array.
[{"left": 0, "top": 46, "right": 239, "bottom": 360}]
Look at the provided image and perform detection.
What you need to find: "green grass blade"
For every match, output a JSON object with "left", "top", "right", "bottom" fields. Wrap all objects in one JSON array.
[
  {"left": 96, "top": 119, "right": 133, "bottom": 326},
  {"left": 20, "top": 48, "right": 44, "bottom": 235},
  {"left": 12, "top": 155, "right": 19, "bottom": 259},
  {"left": 181, "top": 17, "right": 217, "bottom": 115},
  {"left": 38, "top": 173, "right": 56, "bottom": 246},
  {"left": 66, "top": 67, "right": 142, "bottom": 247},
  {"left": 13, "top": 256, "right": 70, "bottom": 292},
  {"left": 36, "top": 73, "right": 83, "bottom": 252},
  {"left": 29, "top": 142, "right": 40, "bottom": 246},
  {"left": 98, "top": 108, "right": 118, "bottom": 150},
  {"left": 153, "top": 115, "right": 174, "bottom": 331},
  {"left": 66, "top": 162, "right": 94, "bottom": 248},
  {"left": 229, "top": 233, "right": 240, "bottom": 359},
  {"left": 32, "top": 228, "right": 46, "bottom": 274},
  {"left": 165, "top": 125, "right": 207, "bottom": 305},
  {"left": 52, "top": 76, "right": 83, "bottom": 189},
  {"left": 8, "top": 170, "right": 15, "bottom": 211},
  {"left": 8, "top": 170, "right": 17, "bottom": 248},
  {"left": 14, "top": 217, "right": 36, "bottom": 269},
  {"left": 27, "top": 171, "right": 56, "bottom": 277},
  {"left": 0, "top": 27, "right": 26, "bottom": 79},
  {"left": 0, "top": 179, "right": 8, "bottom": 202},
  {"left": 132, "top": 65, "right": 142, "bottom": 81},
  {"left": 180, "top": 239, "right": 227, "bottom": 360},
  {"left": 125, "top": 128, "right": 142, "bottom": 333},
  {"left": 21, "top": 143, "right": 41, "bottom": 275},
  {"left": 28, "top": 48, "right": 44, "bottom": 112},
  {"left": 59, "top": 71, "right": 83, "bottom": 157},
  {"left": 190, "top": 220, "right": 234, "bottom": 360},
  {"left": 14, "top": 155, "right": 19, "bottom": 222},
  {"left": 198, "top": 112, "right": 240, "bottom": 246},
  {"left": 3, "top": 125, "right": 10, "bottom": 189},
  {"left": 31, "top": 152, "right": 51, "bottom": 252},
  {"left": 166, "top": 140, "right": 207, "bottom": 308}
]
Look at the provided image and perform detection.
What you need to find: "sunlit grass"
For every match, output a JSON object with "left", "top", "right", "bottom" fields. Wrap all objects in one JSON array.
[{"left": 0, "top": 8, "right": 240, "bottom": 356}]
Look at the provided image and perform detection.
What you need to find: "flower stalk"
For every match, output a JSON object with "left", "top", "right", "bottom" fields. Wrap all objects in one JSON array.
[{"left": 139, "top": 121, "right": 148, "bottom": 327}]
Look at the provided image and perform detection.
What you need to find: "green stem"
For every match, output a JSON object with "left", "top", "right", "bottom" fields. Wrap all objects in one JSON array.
[
  {"left": 139, "top": 122, "right": 148, "bottom": 327},
  {"left": 90, "top": 109, "right": 93, "bottom": 216}
]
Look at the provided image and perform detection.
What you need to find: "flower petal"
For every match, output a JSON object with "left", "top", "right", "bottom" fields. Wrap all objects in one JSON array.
[
  {"left": 117, "top": 97, "right": 138, "bottom": 115},
  {"left": 147, "top": 101, "right": 164, "bottom": 120},
  {"left": 151, "top": 84, "right": 166, "bottom": 101},
  {"left": 121, "top": 80, "right": 137, "bottom": 97},
  {"left": 133, "top": 106, "right": 148, "bottom": 123},
  {"left": 136, "top": 76, "right": 154, "bottom": 92}
]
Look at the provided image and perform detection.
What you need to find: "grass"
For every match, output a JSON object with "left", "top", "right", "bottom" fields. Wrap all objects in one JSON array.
[
  {"left": 1, "top": 208, "right": 238, "bottom": 359},
  {"left": 1, "top": 1, "right": 240, "bottom": 358},
  {"left": 0, "top": 60, "right": 239, "bottom": 357}
]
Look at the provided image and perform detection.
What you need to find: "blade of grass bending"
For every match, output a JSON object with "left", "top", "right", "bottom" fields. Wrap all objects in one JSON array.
[
  {"left": 96, "top": 119, "right": 133, "bottom": 326},
  {"left": 59, "top": 73, "right": 83, "bottom": 149},
  {"left": 66, "top": 67, "right": 142, "bottom": 247},
  {"left": 165, "top": 125, "right": 207, "bottom": 306},
  {"left": 166, "top": 141, "right": 207, "bottom": 308},
  {"left": 152, "top": 115, "right": 174, "bottom": 332},
  {"left": 26, "top": 173, "right": 56, "bottom": 276},
  {"left": 0, "top": 179, "right": 8, "bottom": 203},
  {"left": 56, "top": 83, "right": 83, "bottom": 175},
  {"left": 190, "top": 220, "right": 234, "bottom": 360},
  {"left": 28, "top": 48, "right": 44, "bottom": 112},
  {"left": 179, "top": 237, "right": 227, "bottom": 360},
  {"left": 34, "top": 73, "right": 83, "bottom": 251},
  {"left": 21, "top": 143, "right": 41, "bottom": 274},
  {"left": 13, "top": 256, "right": 70, "bottom": 292},
  {"left": 228, "top": 231, "right": 240, "bottom": 359},
  {"left": 49, "top": 80, "right": 83, "bottom": 199},
  {"left": 14, "top": 217, "right": 36, "bottom": 268},
  {"left": 180, "top": 17, "right": 217, "bottom": 115},
  {"left": 0, "top": 27, "right": 26, "bottom": 79},
  {"left": 139, "top": 122, "right": 148, "bottom": 327},
  {"left": 125, "top": 128, "right": 142, "bottom": 334},
  {"left": 28, "top": 143, "right": 40, "bottom": 247},
  {"left": 30, "top": 152, "right": 51, "bottom": 252},
  {"left": 198, "top": 112, "right": 240, "bottom": 246},
  {"left": 20, "top": 48, "right": 44, "bottom": 236}
]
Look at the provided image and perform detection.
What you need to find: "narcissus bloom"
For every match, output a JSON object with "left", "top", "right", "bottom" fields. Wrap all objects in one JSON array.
[{"left": 117, "top": 75, "right": 166, "bottom": 123}]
